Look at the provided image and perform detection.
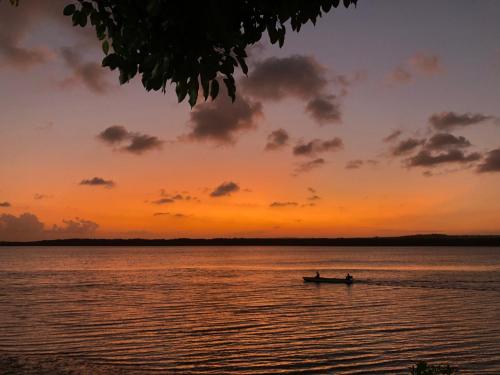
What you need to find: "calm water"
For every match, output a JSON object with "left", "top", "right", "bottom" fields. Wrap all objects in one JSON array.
[{"left": 0, "top": 246, "right": 499, "bottom": 374}]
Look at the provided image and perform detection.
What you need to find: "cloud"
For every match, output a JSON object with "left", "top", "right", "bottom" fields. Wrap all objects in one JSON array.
[
  {"left": 305, "top": 95, "right": 342, "bottom": 125},
  {"left": 98, "top": 125, "right": 129, "bottom": 144},
  {"left": 269, "top": 201, "right": 298, "bottom": 208},
  {"left": 409, "top": 53, "right": 443, "bottom": 75},
  {"left": 308, "top": 187, "right": 316, "bottom": 194},
  {"left": 477, "top": 148, "right": 500, "bottom": 173},
  {"left": 34, "top": 194, "right": 51, "bottom": 200},
  {"left": 392, "top": 138, "right": 425, "bottom": 156},
  {"left": 388, "top": 65, "right": 412, "bottom": 84},
  {"left": 241, "top": 55, "right": 353, "bottom": 125},
  {"left": 98, "top": 125, "right": 163, "bottom": 154},
  {"left": 294, "top": 158, "right": 326, "bottom": 174},
  {"left": 293, "top": 138, "right": 343, "bottom": 157},
  {"left": 388, "top": 53, "right": 443, "bottom": 85},
  {"left": 429, "top": 111, "right": 494, "bottom": 130},
  {"left": 184, "top": 95, "right": 263, "bottom": 144},
  {"left": 424, "top": 133, "right": 471, "bottom": 151},
  {"left": 153, "top": 212, "right": 188, "bottom": 218},
  {"left": 152, "top": 198, "right": 175, "bottom": 205},
  {"left": 0, "top": 1, "right": 59, "bottom": 70},
  {"left": 0, "top": 213, "right": 45, "bottom": 241},
  {"left": 265, "top": 129, "right": 290, "bottom": 151},
  {"left": 345, "top": 159, "right": 378, "bottom": 169},
  {"left": 383, "top": 130, "right": 402, "bottom": 143},
  {"left": 0, "top": 212, "right": 98, "bottom": 241},
  {"left": 345, "top": 160, "right": 364, "bottom": 169},
  {"left": 158, "top": 190, "right": 200, "bottom": 203},
  {"left": 0, "top": 202, "right": 11, "bottom": 207},
  {"left": 0, "top": 40, "right": 52, "bottom": 69},
  {"left": 60, "top": 47, "right": 111, "bottom": 94},
  {"left": 123, "top": 134, "right": 163, "bottom": 154},
  {"left": 332, "top": 71, "right": 367, "bottom": 95},
  {"left": 49, "top": 218, "right": 99, "bottom": 238},
  {"left": 210, "top": 182, "right": 240, "bottom": 197},
  {"left": 242, "top": 55, "right": 327, "bottom": 100},
  {"left": 405, "top": 149, "right": 481, "bottom": 168},
  {"left": 308, "top": 195, "right": 321, "bottom": 201},
  {"left": 79, "top": 177, "right": 115, "bottom": 188}
]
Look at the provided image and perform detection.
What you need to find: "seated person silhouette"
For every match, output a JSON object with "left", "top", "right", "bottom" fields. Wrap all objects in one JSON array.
[
  {"left": 345, "top": 273, "right": 353, "bottom": 282},
  {"left": 316, "top": 271, "right": 320, "bottom": 278}
]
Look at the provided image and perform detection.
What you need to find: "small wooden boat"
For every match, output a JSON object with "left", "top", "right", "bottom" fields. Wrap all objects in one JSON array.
[{"left": 303, "top": 276, "right": 353, "bottom": 285}]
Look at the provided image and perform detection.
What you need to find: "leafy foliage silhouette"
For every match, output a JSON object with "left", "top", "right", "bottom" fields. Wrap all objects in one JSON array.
[{"left": 8, "top": 0, "right": 357, "bottom": 106}]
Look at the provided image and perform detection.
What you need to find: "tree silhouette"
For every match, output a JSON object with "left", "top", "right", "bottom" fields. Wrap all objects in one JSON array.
[{"left": 9, "top": 0, "right": 357, "bottom": 106}]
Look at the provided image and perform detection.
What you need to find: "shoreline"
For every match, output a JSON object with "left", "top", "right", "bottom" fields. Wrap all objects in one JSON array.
[{"left": 1, "top": 234, "right": 500, "bottom": 247}]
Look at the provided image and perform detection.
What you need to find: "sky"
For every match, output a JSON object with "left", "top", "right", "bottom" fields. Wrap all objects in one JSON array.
[{"left": 1, "top": 0, "right": 500, "bottom": 240}]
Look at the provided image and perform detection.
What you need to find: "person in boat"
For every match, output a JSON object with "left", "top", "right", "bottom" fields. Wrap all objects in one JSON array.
[
  {"left": 345, "top": 273, "right": 353, "bottom": 282},
  {"left": 316, "top": 271, "right": 320, "bottom": 278}
]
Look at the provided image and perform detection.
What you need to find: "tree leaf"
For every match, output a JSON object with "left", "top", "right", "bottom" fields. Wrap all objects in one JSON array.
[
  {"left": 102, "top": 40, "right": 109, "bottom": 55},
  {"left": 63, "top": 4, "right": 76, "bottom": 16}
]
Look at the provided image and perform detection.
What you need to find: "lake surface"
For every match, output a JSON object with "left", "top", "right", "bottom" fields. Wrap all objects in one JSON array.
[{"left": 0, "top": 246, "right": 499, "bottom": 374}]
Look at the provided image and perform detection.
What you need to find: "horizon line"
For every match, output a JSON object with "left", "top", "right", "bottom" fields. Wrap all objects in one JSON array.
[{"left": 2, "top": 234, "right": 500, "bottom": 247}]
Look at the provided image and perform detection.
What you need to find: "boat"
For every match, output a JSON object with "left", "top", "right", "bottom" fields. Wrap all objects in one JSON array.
[{"left": 303, "top": 276, "right": 354, "bottom": 285}]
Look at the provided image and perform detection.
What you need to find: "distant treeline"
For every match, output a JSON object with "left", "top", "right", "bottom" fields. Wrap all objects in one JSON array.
[{"left": 1, "top": 234, "right": 500, "bottom": 247}]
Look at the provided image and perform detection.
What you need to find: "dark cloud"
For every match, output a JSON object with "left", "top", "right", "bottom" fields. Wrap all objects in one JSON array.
[
  {"left": 308, "top": 195, "right": 321, "bottom": 201},
  {"left": 241, "top": 55, "right": 352, "bottom": 125},
  {"left": 0, "top": 0, "right": 99, "bottom": 71},
  {"left": 153, "top": 212, "right": 188, "bottom": 218},
  {"left": 0, "top": 213, "right": 45, "bottom": 241},
  {"left": 0, "top": 212, "right": 98, "bottom": 241},
  {"left": 293, "top": 138, "right": 343, "bottom": 157},
  {"left": 49, "top": 218, "right": 99, "bottom": 238},
  {"left": 159, "top": 190, "right": 199, "bottom": 202},
  {"left": 392, "top": 138, "right": 425, "bottom": 156},
  {"left": 0, "top": 1, "right": 61, "bottom": 70},
  {"left": 301, "top": 203, "right": 316, "bottom": 207},
  {"left": 269, "top": 202, "right": 298, "bottom": 208},
  {"left": 409, "top": 53, "right": 443, "bottom": 75},
  {"left": 98, "top": 125, "right": 129, "bottom": 144},
  {"left": 308, "top": 187, "right": 316, "bottom": 194},
  {"left": 123, "top": 134, "right": 163, "bottom": 154},
  {"left": 294, "top": 158, "right": 326, "bottom": 174},
  {"left": 0, "top": 38, "right": 51, "bottom": 69},
  {"left": 345, "top": 160, "right": 364, "bottom": 169},
  {"left": 152, "top": 198, "right": 175, "bottom": 205},
  {"left": 424, "top": 133, "right": 471, "bottom": 151},
  {"left": 60, "top": 47, "right": 111, "bottom": 94},
  {"left": 345, "top": 159, "right": 379, "bottom": 169},
  {"left": 477, "top": 148, "right": 500, "bottom": 173},
  {"left": 405, "top": 149, "right": 481, "bottom": 168},
  {"left": 0, "top": 202, "right": 11, "bottom": 207},
  {"left": 429, "top": 112, "right": 493, "bottom": 130},
  {"left": 242, "top": 55, "right": 327, "bottom": 101},
  {"left": 210, "top": 182, "right": 240, "bottom": 197},
  {"left": 79, "top": 177, "right": 115, "bottom": 188},
  {"left": 305, "top": 95, "right": 342, "bottom": 125},
  {"left": 34, "top": 194, "right": 51, "bottom": 200},
  {"left": 98, "top": 125, "right": 163, "bottom": 154},
  {"left": 383, "top": 130, "right": 402, "bottom": 143},
  {"left": 184, "top": 95, "right": 262, "bottom": 144},
  {"left": 265, "top": 129, "right": 289, "bottom": 151}
]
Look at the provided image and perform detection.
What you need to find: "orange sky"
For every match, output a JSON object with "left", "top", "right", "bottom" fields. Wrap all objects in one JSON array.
[{"left": 1, "top": 1, "right": 500, "bottom": 240}]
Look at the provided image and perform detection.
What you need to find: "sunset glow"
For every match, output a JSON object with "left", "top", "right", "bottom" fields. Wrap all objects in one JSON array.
[{"left": 1, "top": 0, "right": 500, "bottom": 240}]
